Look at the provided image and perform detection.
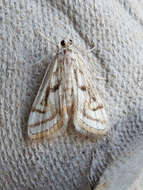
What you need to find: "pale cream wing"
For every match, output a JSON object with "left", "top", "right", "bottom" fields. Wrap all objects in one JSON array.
[
  {"left": 28, "top": 58, "right": 68, "bottom": 139},
  {"left": 73, "top": 54, "right": 109, "bottom": 135}
]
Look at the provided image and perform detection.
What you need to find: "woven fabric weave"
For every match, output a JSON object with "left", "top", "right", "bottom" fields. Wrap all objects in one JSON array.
[{"left": 0, "top": 0, "right": 142, "bottom": 189}]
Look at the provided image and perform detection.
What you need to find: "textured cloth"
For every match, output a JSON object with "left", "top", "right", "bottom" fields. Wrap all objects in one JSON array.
[{"left": 0, "top": 0, "right": 143, "bottom": 190}]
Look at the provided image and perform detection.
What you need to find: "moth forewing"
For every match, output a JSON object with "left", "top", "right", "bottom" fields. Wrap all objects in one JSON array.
[
  {"left": 27, "top": 40, "right": 109, "bottom": 139},
  {"left": 27, "top": 54, "right": 69, "bottom": 139},
  {"left": 71, "top": 50, "right": 109, "bottom": 135}
]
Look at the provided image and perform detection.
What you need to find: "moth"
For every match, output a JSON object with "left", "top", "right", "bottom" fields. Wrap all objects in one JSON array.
[{"left": 28, "top": 39, "right": 109, "bottom": 139}]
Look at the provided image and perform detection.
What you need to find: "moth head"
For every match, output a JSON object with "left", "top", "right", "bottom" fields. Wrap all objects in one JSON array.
[{"left": 60, "top": 39, "right": 72, "bottom": 48}]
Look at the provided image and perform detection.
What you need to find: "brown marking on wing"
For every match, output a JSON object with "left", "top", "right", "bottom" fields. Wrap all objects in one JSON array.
[
  {"left": 28, "top": 112, "right": 57, "bottom": 128},
  {"left": 80, "top": 86, "right": 86, "bottom": 91},
  {"left": 87, "top": 99, "right": 104, "bottom": 111},
  {"left": 31, "top": 107, "right": 46, "bottom": 114},
  {"left": 29, "top": 119, "right": 64, "bottom": 139},
  {"left": 67, "top": 102, "right": 75, "bottom": 118},
  {"left": 44, "top": 87, "right": 50, "bottom": 103},
  {"left": 83, "top": 108, "right": 106, "bottom": 124},
  {"left": 78, "top": 120, "right": 108, "bottom": 135},
  {"left": 50, "top": 82, "right": 60, "bottom": 92},
  {"left": 40, "top": 80, "right": 61, "bottom": 105},
  {"left": 92, "top": 104, "right": 104, "bottom": 111},
  {"left": 71, "top": 87, "right": 73, "bottom": 96}
]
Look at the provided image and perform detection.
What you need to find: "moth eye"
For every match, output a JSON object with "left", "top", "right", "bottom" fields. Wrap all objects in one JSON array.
[
  {"left": 61, "top": 40, "right": 66, "bottom": 47},
  {"left": 69, "top": 39, "right": 72, "bottom": 44}
]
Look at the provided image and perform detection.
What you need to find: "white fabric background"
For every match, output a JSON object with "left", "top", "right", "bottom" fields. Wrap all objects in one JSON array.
[{"left": 0, "top": 0, "right": 142, "bottom": 190}]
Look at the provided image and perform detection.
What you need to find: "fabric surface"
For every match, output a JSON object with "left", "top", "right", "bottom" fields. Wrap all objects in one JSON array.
[
  {"left": 94, "top": 139, "right": 143, "bottom": 190},
  {"left": 0, "top": 0, "right": 142, "bottom": 190}
]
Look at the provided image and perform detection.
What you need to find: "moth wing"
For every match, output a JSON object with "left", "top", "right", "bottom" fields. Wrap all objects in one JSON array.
[
  {"left": 28, "top": 59, "right": 68, "bottom": 139},
  {"left": 73, "top": 56, "right": 109, "bottom": 135}
]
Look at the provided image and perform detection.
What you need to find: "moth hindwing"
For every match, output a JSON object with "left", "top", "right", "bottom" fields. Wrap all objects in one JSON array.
[{"left": 28, "top": 40, "right": 109, "bottom": 139}]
